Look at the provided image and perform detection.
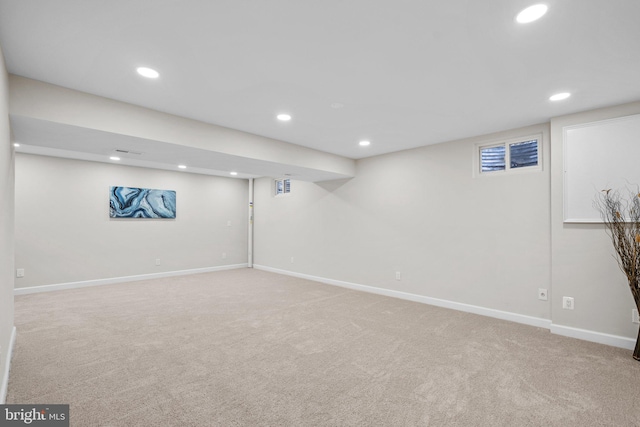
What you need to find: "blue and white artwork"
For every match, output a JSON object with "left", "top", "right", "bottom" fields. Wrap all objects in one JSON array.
[{"left": 110, "top": 186, "right": 176, "bottom": 218}]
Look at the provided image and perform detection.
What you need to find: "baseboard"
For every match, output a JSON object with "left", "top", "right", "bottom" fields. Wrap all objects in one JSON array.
[
  {"left": 14, "top": 264, "right": 248, "bottom": 295},
  {"left": 550, "top": 324, "right": 636, "bottom": 350},
  {"left": 0, "top": 326, "right": 16, "bottom": 404},
  {"left": 253, "top": 265, "right": 640, "bottom": 350},
  {"left": 16, "top": 264, "right": 636, "bottom": 351},
  {"left": 253, "top": 265, "right": 552, "bottom": 330}
]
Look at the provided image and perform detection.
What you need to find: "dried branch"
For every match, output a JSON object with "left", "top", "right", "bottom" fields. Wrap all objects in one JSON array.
[
  {"left": 594, "top": 189, "right": 640, "bottom": 306},
  {"left": 596, "top": 188, "right": 640, "bottom": 360}
]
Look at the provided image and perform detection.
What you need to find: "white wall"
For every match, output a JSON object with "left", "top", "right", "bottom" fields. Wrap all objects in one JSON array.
[
  {"left": 14, "top": 154, "right": 248, "bottom": 288},
  {"left": 551, "top": 101, "right": 640, "bottom": 339},
  {"left": 255, "top": 101, "right": 640, "bottom": 346},
  {"left": 0, "top": 44, "right": 15, "bottom": 402},
  {"left": 254, "top": 123, "right": 551, "bottom": 320}
]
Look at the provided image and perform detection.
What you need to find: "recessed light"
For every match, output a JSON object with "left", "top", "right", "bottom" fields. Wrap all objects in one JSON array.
[
  {"left": 230, "top": 171, "right": 238, "bottom": 176},
  {"left": 109, "top": 156, "right": 121, "bottom": 161},
  {"left": 136, "top": 67, "right": 159, "bottom": 79},
  {"left": 13, "top": 143, "right": 19, "bottom": 147},
  {"left": 277, "top": 114, "right": 292, "bottom": 121},
  {"left": 359, "top": 140, "right": 371, "bottom": 147},
  {"left": 516, "top": 4, "right": 548, "bottom": 23},
  {"left": 549, "top": 92, "right": 571, "bottom": 101},
  {"left": 178, "top": 165, "right": 187, "bottom": 169}
]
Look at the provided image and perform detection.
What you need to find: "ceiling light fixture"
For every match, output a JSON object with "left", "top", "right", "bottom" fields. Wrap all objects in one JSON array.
[
  {"left": 549, "top": 92, "right": 571, "bottom": 101},
  {"left": 178, "top": 165, "right": 187, "bottom": 169},
  {"left": 516, "top": 4, "right": 548, "bottom": 23},
  {"left": 109, "top": 156, "right": 121, "bottom": 161},
  {"left": 230, "top": 171, "right": 238, "bottom": 176},
  {"left": 277, "top": 114, "right": 292, "bottom": 121},
  {"left": 136, "top": 67, "right": 159, "bottom": 79},
  {"left": 359, "top": 140, "right": 371, "bottom": 147}
]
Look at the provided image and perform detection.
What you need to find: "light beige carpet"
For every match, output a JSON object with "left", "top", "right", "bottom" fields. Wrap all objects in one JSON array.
[{"left": 7, "top": 268, "right": 640, "bottom": 426}]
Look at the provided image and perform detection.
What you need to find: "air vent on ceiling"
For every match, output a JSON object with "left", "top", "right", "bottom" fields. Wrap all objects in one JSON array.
[{"left": 115, "top": 149, "right": 143, "bottom": 155}]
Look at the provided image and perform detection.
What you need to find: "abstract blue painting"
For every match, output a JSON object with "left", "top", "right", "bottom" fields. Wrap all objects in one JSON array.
[{"left": 109, "top": 186, "right": 176, "bottom": 218}]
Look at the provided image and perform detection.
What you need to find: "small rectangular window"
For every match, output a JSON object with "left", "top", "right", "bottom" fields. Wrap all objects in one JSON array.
[
  {"left": 274, "top": 178, "right": 291, "bottom": 196},
  {"left": 477, "top": 135, "right": 541, "bottom": 175}
]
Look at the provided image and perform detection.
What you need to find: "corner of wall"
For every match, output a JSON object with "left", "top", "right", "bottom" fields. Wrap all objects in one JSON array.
[
  {"left": 0, "top": 43, "right": 16, "bottom": 404},
  {"left": 0, "top": 326, "right": 16, "bottom": 404}
]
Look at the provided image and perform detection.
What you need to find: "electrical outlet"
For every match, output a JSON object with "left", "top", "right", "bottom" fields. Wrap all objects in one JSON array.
[
  {"left": 221, "top": 252, "right": 227, "bottom": 260},
  {"left": 562, "top": 296, "right": 574, "bottom": 310},
  {"left": 226, "top": 220, "right": 232, "bottom": 227},
  {"left": 16, "top": 268, "right": 25, "bottom": 278},
  {"left": 395, "top": 271, "right": 402, "bottom": 281},
  {"left": 155, "top": 259, "right": 161, "bottom": 266},
  {"left": 633, "top": 309, "right": 639, "bottom": 324},
  {"left": 290, "top": 257, "right": 294, "bottom": 263},
  {"left": 538, "top": 288, "right": 548, "bottom": 301}
]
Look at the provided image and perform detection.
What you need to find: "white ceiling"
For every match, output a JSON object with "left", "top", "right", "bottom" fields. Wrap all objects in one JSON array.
[{"left": 1, "top": 0, "right": 639, "bottom": 168}]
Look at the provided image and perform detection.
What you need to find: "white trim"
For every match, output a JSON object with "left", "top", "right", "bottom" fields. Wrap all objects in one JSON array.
[
  {"left": 0, "top": 326, "right": 17, "bottom": 404},
  {"left": 253, "top": 265, "right": 639, "bottom": 350},
  {"left": 248, "top": 178, "right": 254, "bottom": 268},
  {"left": 550, "top": 323, "right": 636, "bottom": 350},
  {"left": 562, "top": 113, "right": 640, "bottom": 223},
  {"left": 13, "top": 265, "right": 637, "bottom": 352},
  {"left": 253, "top": 265, "right": 551, "bottom": 329},
  {"left": 14, "top": 264, "right": 248, "bottom": 295}
]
